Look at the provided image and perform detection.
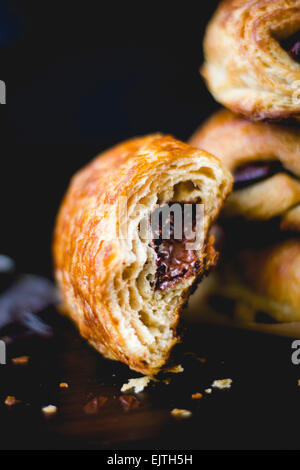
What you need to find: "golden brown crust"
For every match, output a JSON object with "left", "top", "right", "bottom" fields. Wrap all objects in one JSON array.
[
  {"left": 189, "top": 109, "right": 300, "bottom": 324},
  {"left": 53, "top": 134, "right": 232, "bottom": 374},
  {"left": 188, "top": 239, "right": 300, "bottom": 325},
  {"left": 202, "top": 0, "right": 300, "bottom": 120},
  {"left": 237, "top": 239, "right": 300, "bottom": 320},
  {"left": 189, "top": 109, "right": 300, "bottom": 229}
]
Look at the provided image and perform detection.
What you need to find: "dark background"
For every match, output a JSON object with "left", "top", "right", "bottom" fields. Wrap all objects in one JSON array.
[
  {"left": 2, "top": 1, "right": 300, "bottom": 452},
  {"left": 0, "top": 0, "right": 220, "bottom": 278}
]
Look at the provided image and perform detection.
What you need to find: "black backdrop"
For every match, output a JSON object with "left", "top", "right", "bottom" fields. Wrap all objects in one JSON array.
[
  {"left": 3, "top": 3, "right": 300, "bottom": 452},
  {"left": 0, "top": 2, "right": 220, "bottom": 277}
]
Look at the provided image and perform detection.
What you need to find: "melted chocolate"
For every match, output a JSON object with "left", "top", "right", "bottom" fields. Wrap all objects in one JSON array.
[
  {"left": 152, "top": 203, "right": 200, "bottom": 291},
  {"left": 233, "top": 160, "right": 295, "bottom": 190},
  {"left": 290, "top": 40, "right": 300, "bottom": 62},
  {"left": 280, "top": 31, "right": 300, "bottom": 62}
]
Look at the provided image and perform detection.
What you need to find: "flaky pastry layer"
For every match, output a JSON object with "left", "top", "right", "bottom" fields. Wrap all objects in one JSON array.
[
  {"left": 53, "top": 134, "right": 232, "bottom": 374},
  {"left": 202, "top": 0, "right": 300, "bottom": 120}
]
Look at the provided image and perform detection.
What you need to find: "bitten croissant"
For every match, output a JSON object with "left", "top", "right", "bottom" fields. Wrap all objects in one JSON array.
[
  {"left": 202, "top": 0, "right": 300, "bottom": 120},
  {"left": 189, "top": 110, "right": 300, "bottom": 327},
  {"left": 53, "top": 134, "right": 232, "bottom": 374}
]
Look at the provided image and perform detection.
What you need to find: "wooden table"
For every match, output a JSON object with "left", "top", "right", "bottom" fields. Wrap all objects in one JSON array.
[{"left": 0, "top": 309, "right": 299, "bottom": 450}]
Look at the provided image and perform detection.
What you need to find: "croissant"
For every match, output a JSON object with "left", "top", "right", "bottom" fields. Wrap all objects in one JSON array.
[
  {"left": 234, "top": 239, "right": 300, "bottom": 322},
  {"left": 53, "top": 134, "right": 232, "bottom": 374},
  {"left": 201, "top": 0, "right": 300, "bottom": 120},
  {"left": 189, "top": 110, "right": 300, "bottom": 327},
  {"left": 187, "top": 238, "right": 300, "bottom": 333},
  {"left": 190, "top": 109, "right": 300, "bottom": 230}
]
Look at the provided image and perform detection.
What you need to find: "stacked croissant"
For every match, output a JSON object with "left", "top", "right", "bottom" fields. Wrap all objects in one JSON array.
[
  {"left": 188, "top": 0, "right": 300, "bottom": 334},
  {"left": 53, "top": 0, "right": 300, "bottom": 375}
]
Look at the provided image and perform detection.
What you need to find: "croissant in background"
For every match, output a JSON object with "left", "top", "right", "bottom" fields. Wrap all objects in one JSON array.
[
  {"left": 53, "top": 134, "right": 232, "bottom": 374},
  {"left": 190, "top": 109, "right": 300, "bottom": 229},
  {"left": 202, "top": 0, "right": 300, "bottom": 120},
  {"left": 189, "top": 109, "right": 300, "bottom": 328}
]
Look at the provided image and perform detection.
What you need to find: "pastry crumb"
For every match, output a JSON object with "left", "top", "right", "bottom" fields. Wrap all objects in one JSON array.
[
  {"left": 171, "top": 408, "right": 192, "bottom": 419},
  {"left": 42, "top": 405, "right": 57, "bottom": 416},
  {"left": 5, "top": 395, "right": 20, "bottom": 406},
  {"left": 212, "top": 378, "right": 232, "bottom": 390},
  {"left": 297, "top": 379, "right": 300, "bottom": 387},
  {"left": 12, "top": 356, "right": 29, "bottom": 365},
  {"left": 191, "top": 392, "right": 203, "bottom": 400},
  {"left": 165, "top": 364, "right": 184, "bottom": 374},
  {"left": 121, "top": 376, "right": 151, "bottom": 393},
  {"left": 204, "top": 388, "right": 212, "bottom": 394},
  {"left": 59, "top": 382, "right": 69, "bottom": 389}
]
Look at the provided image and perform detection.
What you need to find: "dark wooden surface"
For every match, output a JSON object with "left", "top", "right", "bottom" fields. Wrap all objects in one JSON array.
[{"left": 0, "top": 307, "right": 300, "bottom": 450}]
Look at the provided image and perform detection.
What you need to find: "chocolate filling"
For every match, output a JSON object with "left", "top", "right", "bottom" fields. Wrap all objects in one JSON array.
[
  {"left": 280, "top": 31, "right": 300, "bottom": 62},
  {"left": 290, "top": 40, "right": 300, "bottom": 62},
  {"left": 152, "top": 203, "right": 200, "bottom": 291},
  {"left": 233, "top": 160, "right": 297, "bottom": 190}
]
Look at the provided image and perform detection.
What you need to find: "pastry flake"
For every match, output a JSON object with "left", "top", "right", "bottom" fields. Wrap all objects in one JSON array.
[
  {"left": 212, "top": 378, "right": 232, "bottom": 390},
  {"left": 121, "top": 376, "right": 151, "bottom": 393},
  {"left": 171, "top": 408, "right": 192, "bottom": 419},
  {"left": 41, "top": 405, "right": 57, "bottom": 416}
]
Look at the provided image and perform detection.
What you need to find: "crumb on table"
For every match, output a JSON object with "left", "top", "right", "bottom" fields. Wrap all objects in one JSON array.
[
  {"left": 59, "top": 382, "right": 69, "bottom": 389},
  {"left": 4, "top": 396, "right": 20, "bottom": 406},
  {"left": 191, "top": 392, "right": 203, "bottom": 400},
  {"left": 212, "top": 378, "right": 232, "bottom": 390},
  {"left": 204, "top": 388, "right": 212, "bottom": 394},
  {"left": 171, "top": 408, "right": 192, "bottom": 419},
  {"left": 42, "top": 405, "right": 57, "bottom": 416},
  {"left": 121, "top": 376, "right": 151, "bottom": 393},
  {"left": 12, "top": 356, "right": 29, "bottom": 365}
]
